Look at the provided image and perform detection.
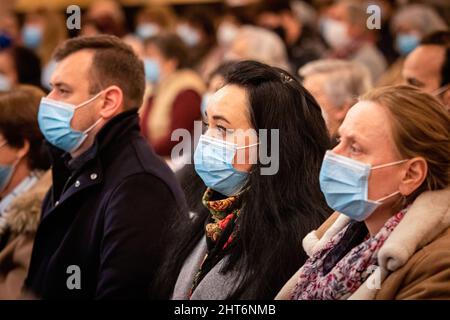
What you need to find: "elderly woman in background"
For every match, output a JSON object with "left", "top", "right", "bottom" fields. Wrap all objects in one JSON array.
[
  {"left": 299, "top": 59, "right": 372, "bottom": 146},
  {"left": 0, "top": 85, "right": 51, "bottom": 299},
  {"left": 378, "top": 4, "right": 448, "bottom": 87},
  {"left": 277, "top": 85, "right": 450, "bottom": 300},
  {"left": 225, "top": 25, "right": 291, "bottom": 72}
]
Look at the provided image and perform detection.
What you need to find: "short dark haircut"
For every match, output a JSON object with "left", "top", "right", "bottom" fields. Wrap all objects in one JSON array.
[
  {"left": 0, "top": 85, "right": 50, "bottom": 171},
  {"left": 53, "top": 35, "right": 145, "bottom": 110},
  {"left": 145, "top": 33, "right": 189, "bottom": 69},
  {"left": 420, "top": 30, "right": 450, "bottom": 87}
]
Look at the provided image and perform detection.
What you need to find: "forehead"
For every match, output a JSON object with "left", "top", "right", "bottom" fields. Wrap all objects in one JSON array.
[
  {"left": 340, "top": 100, "right": 393, "bottom": 142},
  {"left": 51, "top": 50, "right": 94, "bottom": 87},
  {"left": 208, "top": 84, "right": 250, "bottom": 124}
]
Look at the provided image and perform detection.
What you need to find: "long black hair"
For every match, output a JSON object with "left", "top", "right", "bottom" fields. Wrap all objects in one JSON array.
[{"left": 153, "top": 60, "right": 331, "bottom": 300}]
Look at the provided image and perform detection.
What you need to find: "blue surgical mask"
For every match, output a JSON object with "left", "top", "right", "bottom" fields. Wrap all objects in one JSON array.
[
  {"left": 22, "top": 25, "right": 42, "bottom": 49},
  {"left": 176, "top": 25, "right": 200, "bottom": 47},
  {"left": 143, "top": 58, "right": 160, "bottom": 83},
  {"left": 194, "top": 134, "right": 258, "bottom": 197},
  {"left": 136, "top": 23, "right": 159, "bottom": 40},
  {"left": 0, "top": 141, "right": 16, "bottom": 192},
  {"left": 319, "top": 151, "right": 408, "bottom": 221},
  {"left": 396, "top": 34, "right": 419, "bottom": 56},
  {"left": 0, "top": 74, "right": 11, "bottom": 92},
  {"left": 37, "top": 92, "right": 104, "bottom": 153}
]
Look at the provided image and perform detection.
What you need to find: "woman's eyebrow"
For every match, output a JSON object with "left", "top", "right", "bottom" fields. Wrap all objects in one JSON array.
[{"left": 212, "top": 115, "right": 231, "bottom": 124}]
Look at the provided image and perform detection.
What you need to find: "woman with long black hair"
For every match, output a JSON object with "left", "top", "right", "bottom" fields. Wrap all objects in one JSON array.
[{"left": 154, "top": 60, "right": 331, "bottom": 300}]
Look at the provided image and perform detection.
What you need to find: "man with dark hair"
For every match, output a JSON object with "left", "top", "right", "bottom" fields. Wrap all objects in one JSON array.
[
  {"left": 403, "top": 30, "right": 450, "bottom": 112},
  {"left": 24, "top": 35, "right": 188, "bottom": 299}
]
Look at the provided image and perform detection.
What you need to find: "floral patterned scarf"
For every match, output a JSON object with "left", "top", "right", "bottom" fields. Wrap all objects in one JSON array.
[
  {"left": 291, "top": 209, "right": 406, "bottom": 300},
  {"left": 189, "top": 188, "right": 241, "bottom": 298}
]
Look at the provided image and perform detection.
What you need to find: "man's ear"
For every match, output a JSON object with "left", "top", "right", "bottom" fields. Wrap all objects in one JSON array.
[
  {"left": 398, "top": 157, "right": 428, "bottom": 196},
  {"left": 99, "top": 86, "right": 124, "bottom": 119}
]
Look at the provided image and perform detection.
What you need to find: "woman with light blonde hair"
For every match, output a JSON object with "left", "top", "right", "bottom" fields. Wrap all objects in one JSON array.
[{"left": 277, "top": 85, "right": 450, "bottom": 300}]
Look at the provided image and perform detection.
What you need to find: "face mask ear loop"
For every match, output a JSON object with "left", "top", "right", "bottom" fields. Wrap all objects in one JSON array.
[
  {"left": 376, "top": 190, "right": 401, "bottom": 203},
  {"left": 74, "top": 90, "right": 105, "bottom": 110},
  {"left": 235, "top": 142, "right": 260, "bottom": 150},
  {"left": 372, "top": 159, "right": 409, "bottom": 170},
  {"left": 84, "top": 118, "right": 103, "bottom": 135}
]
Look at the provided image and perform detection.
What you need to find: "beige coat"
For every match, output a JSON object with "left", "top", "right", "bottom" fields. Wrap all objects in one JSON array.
[
  {"left": 0, "top": 171, "right": 51, "bottom": 299},
  {"left": 276, "top": 187, "right": 450, "bottom": 300}
]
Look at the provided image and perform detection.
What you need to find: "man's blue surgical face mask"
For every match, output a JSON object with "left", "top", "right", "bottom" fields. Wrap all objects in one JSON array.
[
  {"left": 37, "top": 91, "right": 105, "bottom": 153},
  {"left": 0, "top": 141, "right": 19, "bottom": 193},
  {"left": 194, "top": 134, "right": 258, "bottom": 197},
  {"left": 319, "top": 151, "right": 408, "bottom": 221},
  {"left": 396, "top": 33, "right": 419, "bottom": 56},
  {"left": 22, "top": 25, "right": 42, "bottom": 49}
]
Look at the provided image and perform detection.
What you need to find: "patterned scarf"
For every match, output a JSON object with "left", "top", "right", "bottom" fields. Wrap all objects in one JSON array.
[
  {"left": 291, "top": 209, "right": 406, "bottom": 300},
  {"left": 189, "top": 188, "right": 241, "bottom": 298}
]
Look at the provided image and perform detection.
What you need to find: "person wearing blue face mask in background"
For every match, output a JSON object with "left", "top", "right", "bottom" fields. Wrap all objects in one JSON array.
[
  {"left": 151, "top": 60, "right": 331, "bottom": 300},
  {"left": 139, "top": 33, "right": 205, "bottom": 159},
  {"left": 277, "top": 85, "right": 450, "bottom": 300},
  {"left": 24, "top": 35, "right": 188, "bottom": 300},
  {"left": 174, "top": 7, "right": 222, "bottom": 81},
  {"left": 20, "top": 9, "right": 68, "bottom": 92},
  {"left": 377, "top": 4, "right": 447, "bottom": 87},
  {"left": 0, "top": 85, "right": 51, "bottom": 299},
  {"left": 134, "top": 5, "right": 176, "bottom": 41}
]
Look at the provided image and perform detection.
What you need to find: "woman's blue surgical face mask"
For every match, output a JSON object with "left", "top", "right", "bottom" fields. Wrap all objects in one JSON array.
[
  {"left": 22, "top": 25, "right": 43, "bottom": 49},
  {"left": 37, "top": 91, "right": 104, "bottom": 153},
  {"left": 396, "top": 33, "right": 419, "bottom": 56},
  {"left": 319, "top": 151, "right": 408, "bottom": 221},
  {"left": 0, "top": 141, "right": 18, "bottom": 193},
  {"left": 194, "top": 134, "right": 258, "bottom": 197},
  {"left": 143, "top": 58, "right": 160, "bottom": 83}
]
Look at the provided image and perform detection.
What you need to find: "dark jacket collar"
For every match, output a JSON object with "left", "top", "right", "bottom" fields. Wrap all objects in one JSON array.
[{"left": 48, "top": 109, "right": 140, "bottom": 174}]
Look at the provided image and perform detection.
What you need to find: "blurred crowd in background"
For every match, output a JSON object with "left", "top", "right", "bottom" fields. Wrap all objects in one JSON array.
[
  {"left": 0, "top": 0, "right": 449, "bottom": 160},
  {"left": 0, "top": 0, "right": 449, "bottom": 301}
]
